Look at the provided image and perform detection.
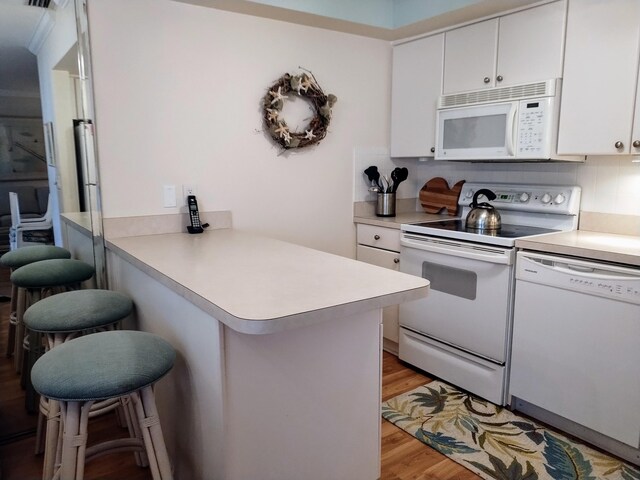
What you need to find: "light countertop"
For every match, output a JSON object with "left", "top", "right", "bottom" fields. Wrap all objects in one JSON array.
[
  {"left": 60, "top": 212, "right": 93, "bottom": 236},
  {"left": 354, "top": 211, "right": 453, "bottom": 229},
  {"left": 516, "top": 230, "right": 640, "bottom": 267},
  {"left": 106, "top": 229, "right": 429, "bottom": 334},
  {"left": 353, "top": 198, "right": 456, "bottom": 229}
]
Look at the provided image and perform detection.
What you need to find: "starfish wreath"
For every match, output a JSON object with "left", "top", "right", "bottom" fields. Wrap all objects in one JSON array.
[{"left": 262, "top": 71, "right": 337, "bottom": 150}]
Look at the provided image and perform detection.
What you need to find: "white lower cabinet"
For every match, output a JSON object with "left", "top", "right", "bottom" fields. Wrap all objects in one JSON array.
[{"left": 356, "top": 224, "right": 401, "bottom": 351}]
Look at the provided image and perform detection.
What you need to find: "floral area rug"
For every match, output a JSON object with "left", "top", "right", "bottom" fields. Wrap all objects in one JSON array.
[{"left": 382, "top": 381, "right": 640, "bottom": 480}]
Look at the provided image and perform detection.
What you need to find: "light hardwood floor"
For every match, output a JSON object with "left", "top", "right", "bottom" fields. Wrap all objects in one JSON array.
[
  {"left": 0, "top": 261, "right": 477, "bottom": 479},
  {"left": 381, "top": 351, "right": 480, "bottom": 480}
]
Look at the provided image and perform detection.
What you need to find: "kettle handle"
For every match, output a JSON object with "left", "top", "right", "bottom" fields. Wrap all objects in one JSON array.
[{"left": 471, "top": 188, "right": 497, "bottom": 207}]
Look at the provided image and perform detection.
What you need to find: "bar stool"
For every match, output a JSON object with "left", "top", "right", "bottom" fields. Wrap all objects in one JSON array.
[
  {"left": 31, "top": 330, "right": 175, "bottom": 480},
  {"left": 0, "top": 245, "right": 71, "bottom": 370},
  {"left": 23, "top": 289, "right": 134, "bottom": 479},
  {"left": 11, "top": 258, "right": 95, "bottom": 412}
]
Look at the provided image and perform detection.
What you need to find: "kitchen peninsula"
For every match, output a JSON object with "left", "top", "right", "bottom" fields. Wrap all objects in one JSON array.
[{"left": 103, "top": 227, "right": 429, "bottom": 479}]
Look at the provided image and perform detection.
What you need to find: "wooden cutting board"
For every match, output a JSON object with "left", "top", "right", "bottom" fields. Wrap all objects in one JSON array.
[{"left": 419, "top": 178, "right": 465, "bottom": 216}]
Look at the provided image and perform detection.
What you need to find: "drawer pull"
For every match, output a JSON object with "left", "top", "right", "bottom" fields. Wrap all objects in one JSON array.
[
  {"left": 393, "top": 258, "right": 400, "bottom": 264},
  {"left": 374, "top": 235, "right": 381, "bottom": 240}
]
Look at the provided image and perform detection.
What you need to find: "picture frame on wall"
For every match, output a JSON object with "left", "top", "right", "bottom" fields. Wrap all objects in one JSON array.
[{"left": 43, "top": 122, "right": 56, "bottom": 167}]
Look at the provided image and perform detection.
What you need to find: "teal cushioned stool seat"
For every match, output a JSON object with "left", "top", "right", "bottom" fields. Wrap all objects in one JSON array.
[
  {"left": 10, "top": 258, "right": 94, "bottom": 289},
  {"left": 32, "top": 331, "right": 175, "bottom": 480},
  {"left": 0, "top": 245, "right": 71, "bottom": 269},
  {"left": 24, "top": 289, "right": 133, "bottom": 333},
  {"left": 0, "top": 246, "right": 71, "bottom": 362},
  {"left": 32, "top": 330, "right": 175, "bottom": 401}
]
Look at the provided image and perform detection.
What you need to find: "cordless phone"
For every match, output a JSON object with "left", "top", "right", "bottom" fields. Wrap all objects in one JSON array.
[{"left": 186, "top": 195, "right": 204, "bottom": 234}]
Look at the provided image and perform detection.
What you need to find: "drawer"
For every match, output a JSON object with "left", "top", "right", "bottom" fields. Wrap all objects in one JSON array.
[{"left": 356, "top": 224, "right": 400, "bottom": 252}]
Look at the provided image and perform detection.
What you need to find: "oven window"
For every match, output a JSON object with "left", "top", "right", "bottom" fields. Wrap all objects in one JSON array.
[
  {"left": 422, "top": 261, "right": 477, "bottom": 300},
  {"left": 443, "top": 114, "right": 506, "bottom": 149}
]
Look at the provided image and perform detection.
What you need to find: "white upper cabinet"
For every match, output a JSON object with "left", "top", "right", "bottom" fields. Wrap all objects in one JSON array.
[
  {"left": 390, "top": 33, "right": 444, "bottom": 158},
  {"left": 558, "top": 0, "right": 640, "bottom": 155},
  {"left": 443, "top": 19, "right": 498, "bottom": 94},
  {"left": 443, "top": 1, "right": 566, "bottom": 94}
]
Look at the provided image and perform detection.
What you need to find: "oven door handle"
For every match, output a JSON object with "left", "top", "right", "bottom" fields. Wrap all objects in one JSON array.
[{"left": 401, "top": 234, "right": 514, "bottom": 265}]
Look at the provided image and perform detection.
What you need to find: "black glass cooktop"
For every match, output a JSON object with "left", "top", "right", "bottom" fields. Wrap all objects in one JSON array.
[{"left": 410, "top": 220, "right": 559, "bottom": 239}]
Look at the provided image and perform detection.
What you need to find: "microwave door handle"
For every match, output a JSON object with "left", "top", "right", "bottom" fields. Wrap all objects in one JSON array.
[{"left": 506, "top": 105, "right": 517, "bottom": 155}]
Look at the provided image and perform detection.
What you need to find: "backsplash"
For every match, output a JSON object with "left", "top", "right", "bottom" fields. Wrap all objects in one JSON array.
[{"left": 353, "top": 148, "right": 640, "bottom": 234}]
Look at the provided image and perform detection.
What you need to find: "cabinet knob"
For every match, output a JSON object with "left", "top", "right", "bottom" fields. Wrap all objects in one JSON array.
[
  {"left": 393, "top": 258, "right": 400, "bottom": 264},
  {"left": 633, "top": 140, "right": 640, "bottom": 148},
  {"left": 615, "top": 141, "right": 624, "bottom": 149},
  {"left": 483, "top": 77, "right": 490, "bottom": 84},
  {"left": 496, "top": 75, "right": 503, "bottom": 82},
  {"left": 430, "top": 147, "right": 435, "bottom": 153},
  {"left": 374, "top": 235, "right": 380, "bottom": 240}
]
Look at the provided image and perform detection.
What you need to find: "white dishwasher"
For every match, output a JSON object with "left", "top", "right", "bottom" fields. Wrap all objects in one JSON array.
[{"left": 510, "top": 251, "right": 640, "bottom": 453}]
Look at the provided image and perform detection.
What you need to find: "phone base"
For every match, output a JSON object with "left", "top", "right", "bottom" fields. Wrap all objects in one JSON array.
[{"left": 187, "top": 226, "right": 204, "bottom": 234}]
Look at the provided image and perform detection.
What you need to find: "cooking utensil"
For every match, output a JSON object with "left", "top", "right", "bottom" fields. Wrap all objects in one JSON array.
[
  {"left": 383, "top": 175, "right": 392, "bottom": 193},
  {"left": 465, "top": 188, "right": 501, "bottom": 230},
  {"left": 364, "top": 166, "right": 382, "bottom": 190},
  {"left": 390, "top": 167, "right": 408, "bottom": 193}
]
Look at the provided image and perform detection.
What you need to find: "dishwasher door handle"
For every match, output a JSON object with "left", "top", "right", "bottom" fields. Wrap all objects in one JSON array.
[
  {"left": 526, "top": 256, "right": 636, "bottom": 281},
  {"left": 566, "top": 264, "right": 595, "bottom": 273}
]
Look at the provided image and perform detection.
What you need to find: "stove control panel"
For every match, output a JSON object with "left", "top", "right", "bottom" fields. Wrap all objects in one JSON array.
[{"left": 460, "top": 183, "right": 581, "bottom": 215}]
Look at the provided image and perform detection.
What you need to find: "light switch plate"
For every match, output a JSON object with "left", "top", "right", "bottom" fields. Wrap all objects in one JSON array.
[{"left": 163, "top": 185, "right": 177, "bottom": 207}]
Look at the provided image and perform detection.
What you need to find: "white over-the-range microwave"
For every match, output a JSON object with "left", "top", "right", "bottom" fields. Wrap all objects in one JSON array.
[{"left": 435, "top": 79, "right": 583, "bottom": 162}]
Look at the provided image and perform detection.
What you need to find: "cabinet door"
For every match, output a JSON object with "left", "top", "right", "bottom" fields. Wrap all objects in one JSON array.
[
  {"left": 356, "top": 244, "right": 400, "bottom": 344},
  {"left": 496, "top": 1, "right": 565, "bottom": 87},
  {"left": 390, "top": 34, "right": 444, "bottom": 158},
  {"left": 443, "top": 19, "right": 498, "bottom": 94},
  {"left": 633, "top": 69, "right": 640, "bottom": 155},
  {"left": 558, "top": 0, "right": 640, "bottom": 155}
]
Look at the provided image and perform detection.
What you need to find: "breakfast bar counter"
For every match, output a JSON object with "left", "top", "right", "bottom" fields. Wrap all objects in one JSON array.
[{"left": 104, "top": 228, "right": 429, "bottom": 479}]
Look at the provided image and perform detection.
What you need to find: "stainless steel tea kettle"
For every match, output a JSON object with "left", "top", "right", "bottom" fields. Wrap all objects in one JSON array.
[{"left": 466, "top": 189, "right": 501, "bottom": 230}]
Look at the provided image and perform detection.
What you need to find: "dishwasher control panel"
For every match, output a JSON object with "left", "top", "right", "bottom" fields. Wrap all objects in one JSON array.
[{"left": 516, "top": 252, "right": 640, "bottom": 305}]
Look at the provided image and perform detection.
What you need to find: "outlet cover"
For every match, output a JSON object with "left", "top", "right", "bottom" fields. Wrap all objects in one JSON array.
[{"left": 183, "top": 184, "right": 197, "bottom": 198}]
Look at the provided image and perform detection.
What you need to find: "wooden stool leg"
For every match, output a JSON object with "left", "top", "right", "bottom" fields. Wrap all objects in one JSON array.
[
  {"left": 133, "top": 387, "right": 173, "bottom": 480},
  {"left": 58, "top": 401, "right": 92, "bottom": 480},
  {"left": 14, "top": 287, "right": 25, "bottom": 372},
  {"left": 6, "top": 283, "right": 17, "bottom": 357},
  {"left": 121, "top": 396, "right": 148, "bottom": 468},
  {"left": 42, "top": 398, "right": 61, "bottom": 480},
  {"left": 37, "top": 332, "right": 70, "bottom": 457},
  {"left": 35, "top": 396, "right": 47, "bottom": 454}
]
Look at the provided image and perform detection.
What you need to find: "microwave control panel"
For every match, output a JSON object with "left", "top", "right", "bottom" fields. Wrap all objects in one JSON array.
[{"left": 517, "top": 98, "right": 551, "bottom": 156}]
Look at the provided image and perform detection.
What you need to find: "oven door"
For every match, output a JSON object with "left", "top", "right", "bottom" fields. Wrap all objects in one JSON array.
[{"left": 399, "top": 234, "right": 515, "bottom": 363}]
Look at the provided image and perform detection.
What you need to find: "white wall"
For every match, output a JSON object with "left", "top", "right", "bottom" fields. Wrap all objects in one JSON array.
[{"left": 87, "top": 0, "right": 391, "bottom": 258}]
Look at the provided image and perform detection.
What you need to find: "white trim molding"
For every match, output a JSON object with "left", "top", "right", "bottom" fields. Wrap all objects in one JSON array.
[{"left": 28, "top": 10, "right": 55, "bottom": 55}]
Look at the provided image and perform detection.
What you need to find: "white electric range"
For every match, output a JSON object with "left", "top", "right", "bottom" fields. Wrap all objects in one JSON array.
[{"left": 398, "top": 182, "right": 581, "bottom": 405}]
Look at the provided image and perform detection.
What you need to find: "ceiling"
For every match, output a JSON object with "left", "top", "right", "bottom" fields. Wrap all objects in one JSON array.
[{"left": 176, "top": 0, "right": 542, "bottom": 40}]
